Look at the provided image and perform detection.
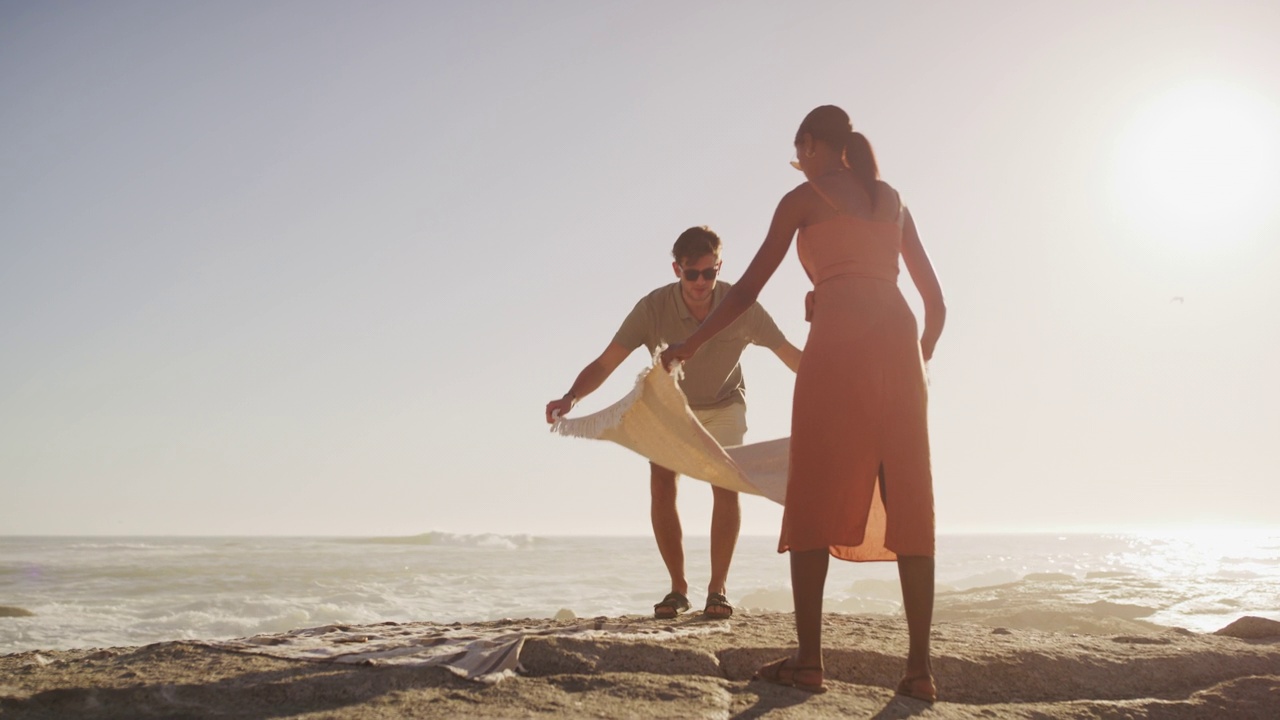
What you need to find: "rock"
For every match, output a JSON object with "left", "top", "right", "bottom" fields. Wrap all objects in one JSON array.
[
  {"left": 1112, "top": 635, "right": 1172, "bottom": 645},
  {"left": 553, "top": 608, "right": 576, "bottom": 621},
  {"left": 0, "top": 606, "right": 35, "bottom": 617},
  {"left": 1214, "top": 616, "right": 1280, "bottom": 639},
  {"left": 738, "top": 587, "right": 794, "bottom": 613},
  {"left": 1087, "top": 600, "right": 1156, "bottom": 619},
  {"left": 2, "top": 613, "right": 1280, "bottom": 718}
]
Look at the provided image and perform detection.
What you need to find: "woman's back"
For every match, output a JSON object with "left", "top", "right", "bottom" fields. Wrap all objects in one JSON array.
[{"left": 797, "top": 177, "right": 904, "bottom": 287}]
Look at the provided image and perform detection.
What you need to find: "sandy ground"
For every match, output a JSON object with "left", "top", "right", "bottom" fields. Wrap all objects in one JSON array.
[{"left": 3, "top": 610, "right": 1279, "bottom": 719}]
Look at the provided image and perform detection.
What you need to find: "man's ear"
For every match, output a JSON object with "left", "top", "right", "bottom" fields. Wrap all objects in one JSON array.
[{"left": 671, "top": 261, "right": 681, "bottom": 277}]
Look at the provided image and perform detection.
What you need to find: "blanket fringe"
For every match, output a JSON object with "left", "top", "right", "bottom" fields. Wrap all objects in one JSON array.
[{"left": 551, "top": 346, "right": 680, "bottom": 439}]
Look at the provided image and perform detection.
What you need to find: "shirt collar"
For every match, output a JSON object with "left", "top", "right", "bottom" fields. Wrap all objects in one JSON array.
[{"left": 673, "top": 281, "right": 725, "bottom": 321}]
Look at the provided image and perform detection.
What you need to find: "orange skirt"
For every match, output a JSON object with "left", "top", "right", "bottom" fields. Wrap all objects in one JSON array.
[{"left": 780, "top": 277, "right": 935, "bottom": 561}]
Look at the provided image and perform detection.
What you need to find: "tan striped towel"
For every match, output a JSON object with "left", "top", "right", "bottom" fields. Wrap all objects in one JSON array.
[
  {"left": 204, "top": 618, "right": 730, "bottom": 684},
  {"left": 552, "top": 356, "right": 788, "bottom": 505}
]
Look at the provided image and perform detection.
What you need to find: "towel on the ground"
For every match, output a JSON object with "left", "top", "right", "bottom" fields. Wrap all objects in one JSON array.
[{"left": 203, "top": 619, "right": 729, "bottom": 684}]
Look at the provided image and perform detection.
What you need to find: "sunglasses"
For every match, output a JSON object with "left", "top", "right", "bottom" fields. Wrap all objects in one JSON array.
[{"left": 680, "top": 264, "right": 720, "bottom": 282}]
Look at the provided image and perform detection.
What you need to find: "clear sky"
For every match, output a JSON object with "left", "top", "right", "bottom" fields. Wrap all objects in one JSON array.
[{"left": 3, "top": 1, "right": 1278, "bottom": 536}]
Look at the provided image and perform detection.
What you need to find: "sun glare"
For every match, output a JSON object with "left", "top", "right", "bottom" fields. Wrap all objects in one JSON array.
[{"left": 1113, "top": 82, "right": 1280, "bottom": 245}]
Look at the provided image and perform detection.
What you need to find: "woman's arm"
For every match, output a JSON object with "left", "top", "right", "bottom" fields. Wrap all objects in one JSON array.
[
  {"left": 900, "top": 207, "right": 946, "bottom": 361},
  {"left": 662, "top": 189, "right": 807, "bottom": 368}
]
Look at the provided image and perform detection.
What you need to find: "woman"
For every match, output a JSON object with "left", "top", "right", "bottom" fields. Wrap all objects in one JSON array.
[{"left": 661, "top": 105, "right": 945, "bottom": 701}]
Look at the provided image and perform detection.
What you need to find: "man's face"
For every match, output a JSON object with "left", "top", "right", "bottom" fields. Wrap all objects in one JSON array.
[{"left": 673, "top": 253, "right": 721, "bottom": 303}]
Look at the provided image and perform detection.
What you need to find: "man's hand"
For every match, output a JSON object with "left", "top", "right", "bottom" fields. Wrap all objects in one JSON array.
[
  {"left": 545, "top": 395, "right": 575, "bottom": 424},
  {"left": 659, "top": 342, "right": 696, "bottom": 371}
]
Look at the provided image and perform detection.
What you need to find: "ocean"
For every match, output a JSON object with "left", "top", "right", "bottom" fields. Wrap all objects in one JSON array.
[{"left": 2, "top": 532, "right": 1278, "bottom": 655}]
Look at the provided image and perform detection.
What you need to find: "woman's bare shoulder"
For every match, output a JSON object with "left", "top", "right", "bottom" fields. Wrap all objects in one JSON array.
[
  {"left": 781, "top": 181, "right": 820, "bottom": 208},
  {"left": 875, "top": 181, "right": 902, "bottom": 213},
  {"left": 787, "top": 180, "right": 817, "bottom": 197}
]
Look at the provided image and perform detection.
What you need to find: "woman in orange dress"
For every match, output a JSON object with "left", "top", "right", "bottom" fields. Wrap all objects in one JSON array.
[{"left": 662, "top": 105, "right": 946, "bottom": 701}]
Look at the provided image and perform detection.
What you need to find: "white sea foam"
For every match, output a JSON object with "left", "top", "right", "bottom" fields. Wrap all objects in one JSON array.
[
  {"left": 344, "top": 532, "right": 538, "bottom": 550},
  {"left": 2, "top": 532, "right": 1277, "bottom": 653}
]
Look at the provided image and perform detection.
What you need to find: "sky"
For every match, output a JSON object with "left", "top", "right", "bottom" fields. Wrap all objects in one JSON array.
[{"left": 2, "top": 1, "right": 1278, "bottom": 537}]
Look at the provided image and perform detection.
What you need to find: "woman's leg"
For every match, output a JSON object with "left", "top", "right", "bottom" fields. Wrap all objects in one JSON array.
[
  {"left": 791, "top": 548, "right": 830, "bottom": 667},
  {"left": 896, "top": 555, "right": 934, "bottom": 678}
]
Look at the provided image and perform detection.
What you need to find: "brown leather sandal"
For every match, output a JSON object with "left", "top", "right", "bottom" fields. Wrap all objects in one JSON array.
[
  {"left": 653, "top": 592, "right": 691, "bottom": 619},
  {"left": 896, "top": 674, "right": 937, "bottom": 703},
  {"left": 703, "top": 593, "right": 734, "bottom": 619},
  {"left": 753, "top": 657, "right": 827, "bottom": 694}
]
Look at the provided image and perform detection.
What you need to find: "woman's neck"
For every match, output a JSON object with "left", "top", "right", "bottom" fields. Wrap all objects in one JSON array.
[{"left": 809, "top": 163, "right": 846, "bottom": 180}]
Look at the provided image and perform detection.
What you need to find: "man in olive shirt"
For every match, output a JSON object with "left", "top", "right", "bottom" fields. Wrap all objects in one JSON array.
[{"left": 545, "top": 226, "right": 801, "bottom": 619}]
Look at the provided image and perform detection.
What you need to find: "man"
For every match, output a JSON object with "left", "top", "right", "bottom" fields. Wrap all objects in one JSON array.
[{"left": 545, "top": 226, "right": 801, "bottom": 619}]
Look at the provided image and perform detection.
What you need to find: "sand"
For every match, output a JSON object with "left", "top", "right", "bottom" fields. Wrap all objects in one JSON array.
[{"left": 3, "top": 609, "right": 1278, "bottom": 719}]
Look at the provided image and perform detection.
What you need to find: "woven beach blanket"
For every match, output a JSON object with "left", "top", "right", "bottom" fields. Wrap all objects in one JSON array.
[
  {"left": 204, "top": 618, "right": 730, "bottom": 684},
  {"left": 552, "top": 357, "right": 788, "bottom": 505}
]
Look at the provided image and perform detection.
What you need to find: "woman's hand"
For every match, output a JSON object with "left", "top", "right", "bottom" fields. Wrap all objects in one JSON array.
[
  {"left": 920, "top": 335, "right": 938, "bottom": 363},
  {"left": 660, "top": 342, "right": 697, "bottom": 371},
  {"left": 545, "top": 395, "right": 575, "bottom": 424}
]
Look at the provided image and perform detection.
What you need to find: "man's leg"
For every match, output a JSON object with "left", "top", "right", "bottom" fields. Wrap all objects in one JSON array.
[
  {"left": 708, "top": 485, "right": 740, "bottom": 595},
  {"left": 694, "top": 402, "right": 747, "bottom": 604},
  {"left": 649, "top": 463, "right": 687, "bottom": 597}
]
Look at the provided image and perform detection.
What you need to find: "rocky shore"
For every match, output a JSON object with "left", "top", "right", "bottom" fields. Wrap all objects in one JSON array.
[{"left": 2, "top": 611, "right": 1278, "bottom": 718}]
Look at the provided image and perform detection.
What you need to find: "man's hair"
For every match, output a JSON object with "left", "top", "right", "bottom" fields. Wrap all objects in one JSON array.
[{"left": 671, "top": 226, "right": 722, "bottom": 264}]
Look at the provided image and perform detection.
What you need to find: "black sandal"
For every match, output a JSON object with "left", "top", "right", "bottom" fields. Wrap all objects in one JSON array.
[
  {"left": 703, "top": 592, "right": 734, "bottom": 619},
  {"left": 653, "top": 592, "right": 691, "bottom": 619}
]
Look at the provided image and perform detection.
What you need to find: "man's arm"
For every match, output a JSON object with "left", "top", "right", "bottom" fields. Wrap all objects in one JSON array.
[
  {"left": 748, "top": 301, "right": 801, "bottom": 373},
  {"left": 771, "top": 340, "right": 802, "bottom": 373},
  {"left": 544, "top": 341, "right": 632, "bottom": 423}
]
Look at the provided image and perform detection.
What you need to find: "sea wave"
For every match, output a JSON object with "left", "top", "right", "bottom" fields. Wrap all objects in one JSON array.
[
  {"left": 67, "top": 542, "right": 142, "bottom": 550},
  {"left": 342, "top": 532, "right": 538, "bottom": 550},
  {"left": 4, "top": 534, "right": 1279, "bottom": 652}
]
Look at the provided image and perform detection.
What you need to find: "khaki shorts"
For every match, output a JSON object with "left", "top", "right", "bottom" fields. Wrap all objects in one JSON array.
[{"left": 692, "top": 402, "right": 747, "bottom": 448}]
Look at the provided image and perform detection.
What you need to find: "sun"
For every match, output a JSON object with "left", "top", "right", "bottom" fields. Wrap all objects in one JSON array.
[{"left": 1113, "top": 82, "right": 1280, "bottom": 246}]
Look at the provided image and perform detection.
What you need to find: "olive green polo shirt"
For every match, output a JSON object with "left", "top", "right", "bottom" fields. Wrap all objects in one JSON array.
[{"left": 611, "top": 281, "right": 786, "bottom": 410}]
